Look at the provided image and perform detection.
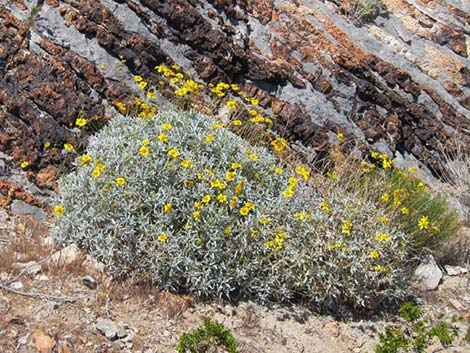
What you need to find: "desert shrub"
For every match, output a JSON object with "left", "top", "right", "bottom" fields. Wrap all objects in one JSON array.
[
  {"left": 176, "top": 317, "right": 238, "bottom": 353},
  {"left": 53, "top": 109, "right": 409, "bottom": 314}
]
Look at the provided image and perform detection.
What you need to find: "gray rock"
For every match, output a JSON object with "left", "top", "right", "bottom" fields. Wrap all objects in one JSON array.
[
  {"left": 0, "top": 159, "right": 7, "bottom": 175},
  {"left": 9, "top": 281, "right": 24, "bottom": 290},
  {"left": 14, "top": 261, "right": 42, "bottom": 275},
  {"left": 9, "top": 200, "right": 47, "bottom": 222},
  {"left": 82, "top": 275, "right": 98, "bottom": 290},
  {"left": 413, "top": 255, "right": 443, "bottom": 291},
  {"left": 49, "top": 244, "right": 81, "bottom": 265},
  {"left": 444, "top": 265, "right": 468, "bottom": 276},
  {"left": 96, "top": 318, "right": 119, "bottom": 341}
]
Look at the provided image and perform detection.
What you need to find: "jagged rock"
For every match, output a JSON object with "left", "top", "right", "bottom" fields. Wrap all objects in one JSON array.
[
  {"left": 10, "top": 199, "right": 47, "bottom": 222},
  {"left": 9, "top": 281, "right": 24, "bottom": 290},
  {"left": 413, "top": 255, "right": 443, "bottom": 291},
  {"left": 444, "top": 265, "right": 468, "bottom": 276},
  {"left": 0, "top": 0, "right": 468, "bottom": 187},
  {"left": 82, "top": 275, "right": 97, "bottom": 290},
  {"left": 49, "top": 244, "right": 81, "bottom": 265},
  {"left": 96, "top": 318, "right": 120, "bottom": 341},
  {"left": 14, "top": 261, "right": 42, "bottom": 275}
]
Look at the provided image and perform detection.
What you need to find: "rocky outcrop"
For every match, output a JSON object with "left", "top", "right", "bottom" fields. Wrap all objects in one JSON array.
[{"left": 0, "top": 0, "right": 469, "bottom": 188}]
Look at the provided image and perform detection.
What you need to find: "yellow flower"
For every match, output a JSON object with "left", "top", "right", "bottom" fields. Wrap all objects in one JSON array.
[
  {"left": 210, "top": 179, "right": 226, "bottom": 190},
  {"left": 80, "top": 154, "right": 92, "bottom": 164},
  {"left": 294, "top": 213, "right": 307, "bottom": 221},
  {"left": 375, "top": 233, "right": 391, "bottom": 242},
  {"left": 326, "top": 171, "right": 339, "bottom": 180},
  {"left": 239, "top": 207, "right": 250, "bottom": 216},
  {"left": 139, "top": 146, "right": 150, "bottom": 157},
  {"left": 230, "top": 163, "right": 242, "bottom": 170},
  {"left": 271, "top": 137, "right": 288, "bottom": 152},
  {"left": 193, "top": 211, "right": 201, "bottom": 221},
  {"left": 95, "top": 163, "right": 106, "bottom": 171},
  {"left": 341, "top": 220, "right": 353, "bottom": 235},
  {"left": 147, "top": 91, "right": 156, "bottom": 98},
  {"left": 204, "top": 134, "right": 215, "bottom": 144},
  {"left": 418, "top": 216, "right": 429, "bottom": 230},
  {"left": 337, "top": 132, "right": 345, "bottom": 141},
  {"left": 142, "top": 139, "right": 150, "bottom": 145},
  {"left": 400, "top": 207, "right": 409, "bottom": 215},
  {"left": 168, "top": 149, "right": 179, "bottom": 158},
  {"left": 370, "top": 250, "right": 380, "bottom": 259},
  {"left": 273, "top": 167, "right": 283, "bottom": 175},
  {"left": 209, "top": 122, "right": 225, "bottom": 130},
  {"left": 54, "top": 205, "right": 64, "bottom": 216},
  {"left": 161, "top": 123, "right": 173, "bottom": 130},
  {"left": 225, "top": 171, "right": 235, "bottom": 182},
  {"left": 408, "top": 166, "right": 417, "bottom": 174},
  {"left": 226, "top": 100, "right": 238, "bottom": 109},
  {"left": 379, "top": 215, "right": 390, "bottom": 224},
  {"left": 233, "top": 119, "right": 243, "bottom": 126},
  {"left": 230, "top": 196, "right": 238, "bottom": 208},
  {"left": 288, "top": 177, "right": 297, "bottom": 186},
  {"left": 416, "top": 181, "right": 426, "bottom": 192},
  {"left": 224, "top": 227, "right": 231, "bottom": 235},
  {"left": 235, "top": 180, "right": 244, "bottom": 195},
  {"left": 247, "top": 152, "right": 258, "bottom": 161},
  {"left": 20, "top": 161, "right": 29, "bottom": 169},
  {"left": 180, "top": 160, "right": 193, "bottom": 168},
  {"left": 157, "top": 133, "right": 169, "bottom": 143},
  {"left": 205, "top": 168, "right": 215, "bottom": 176},
  {"left": 217, "top": 194, "right": 228, "bottom": 203},
  {"left": 295, "top": 166, "right": 310, "bottom": 180},
  {"left": 374, "top": 265, "right": 383, "bottom": 272},
  {"left": 44, "top": 141, "right": 51, "bottom": 148},
  {"left": 283, "top": 187, "right": 294, "bottom": 198},
  {"left": 163, "top": 203, "right": 173, "bottom": 214},
  {"left": 75, "top": 118, "right": 87, "bottom": 127},
  {"left": 134, "top": 75, "right": 143, "bottom": 82},
  {"left": 382, "top": 158, "right": 394, "bottom": 169},
  {"left": 257, "top": 217, "right": 270, "bottom": 226},
  {"left": 230, "top": 84, "right": 240, "bottom": 91},
  {"left": 320, "top": 201, "right": 332, "bottom": 213},
  {"left": 381, "top": 193, "right": 390, "bottom": 202},
  {"left": 194, "top": 201, "right": 203, "bottom": 210},
  {"left": 99, "top": 63, "right": 105, "bottom": 70},
  {"left": 371, "top": 151, "right": 379, "bottom": 159},
  {"left": 158, "top": 233, "right": 168, "bottom": 242},
  {"left": 115, "top": 177, "right": 126, "bottom": 185},
  {"left": 201, "top": 194, "right": 211, "bottom": 203},
  {"left": 432, "top": 225, "right": 441, "bottom": 233},
  {"left": 250, "top": 97, "right": 259, "bottom": 105},
  {"left": 64, "top": 143, "right": 74, "bottom": 151},
  {"left": 91, "top": 168, "right": 101, "bottom": 178}
]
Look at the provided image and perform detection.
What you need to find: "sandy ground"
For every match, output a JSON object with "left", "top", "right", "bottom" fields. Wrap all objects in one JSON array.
[{"left": 1, "top": 210, "right": 469, "bottom": 353}]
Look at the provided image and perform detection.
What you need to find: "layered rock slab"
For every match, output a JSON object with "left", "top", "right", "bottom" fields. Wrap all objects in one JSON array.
[{"left": 0, "top": 0, "right": 469, "bottom": 188}]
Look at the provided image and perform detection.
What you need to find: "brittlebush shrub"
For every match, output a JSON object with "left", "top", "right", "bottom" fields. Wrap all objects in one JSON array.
[{"left": 53, "top": 110, "right": 408, "bottom": 314}]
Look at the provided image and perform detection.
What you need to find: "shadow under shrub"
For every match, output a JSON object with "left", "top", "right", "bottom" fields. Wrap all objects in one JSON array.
[{"left": 53, "top": 110, "right": 410, "bottom": 315}]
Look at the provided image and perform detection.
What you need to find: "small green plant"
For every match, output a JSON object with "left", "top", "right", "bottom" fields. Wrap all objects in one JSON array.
[
  {"left": 398, "top": 301, "right": 422, "bottom": 323},
  {"left": 356, "top": 162, "right": 460, "bottom": 251},
  {"left": 342, "top": 0, "right": 385, "bottom": 25},
  {"left": 26, "top": 3, "right": 42, "bottom": 28},
  {"left": 375, "top": 302, "right": 458, "bottom": 353},
  {"left": 176, "top": 317, "right": 238, "bottom": 353}
]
